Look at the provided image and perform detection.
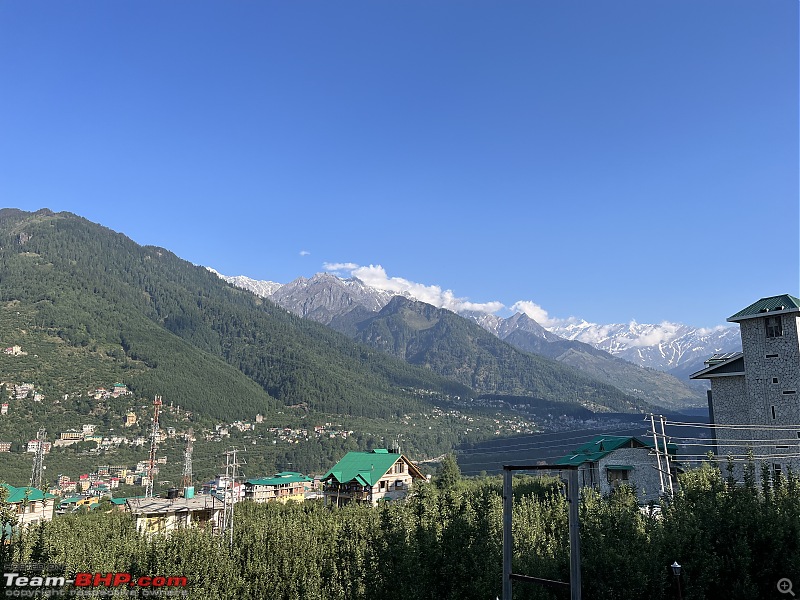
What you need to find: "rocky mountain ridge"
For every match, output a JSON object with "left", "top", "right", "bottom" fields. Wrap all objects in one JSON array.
[
  {"left": 217, "top": 271, "right": 739, "bottom": 373},
  {"left": 216, "top": 271, "right": 725, "bottom": 407}
]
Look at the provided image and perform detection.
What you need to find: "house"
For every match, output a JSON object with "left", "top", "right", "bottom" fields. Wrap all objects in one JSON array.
[
  {"left": 60, "top": 429, "right": 83, "bottom": 441},
  {"left": 1, "top": 484, "right": 57, "bottom": 528},
  {"left": 322, "top": 449, "right": 425, "bottom": 507},
  {"left": 57, "top": 495, "right": 99, "bottom": 514},
  {"left": 26, "top": 440, "right": 51, "bottom": 454},
  {"left": 691, "top": 294, "right": 800, "bottom": 481},
  {"left": 554, "top": 435, "right": 675, "bottom": 504},
  {"left": 126, "top": 495, "right": 224, "bottom": 535},
  {"left": 14, "top": 384, "right": 35, "bottom": 399},
  {"left": 243, "top": 472, "right": 312, "bottom": 504},
  {"left": 111, "top": 383, "right": 130, "bottom": 398}
]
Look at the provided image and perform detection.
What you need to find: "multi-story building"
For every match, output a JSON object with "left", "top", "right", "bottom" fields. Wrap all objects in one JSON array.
[
  {"left": 244, "top": 472, "right": 312, "bottom": 504},
  {"left": 26, "top": 440, "right": 51, "bottom": 454},
  {"left": 691, "top": 294, "right": 800, "bottom": 480},
  {"left": 126, "top": 496, "right": 224, "bottom": 535},
  {"left": 322, "top": 449, "right": 425, "bottom": 507}
]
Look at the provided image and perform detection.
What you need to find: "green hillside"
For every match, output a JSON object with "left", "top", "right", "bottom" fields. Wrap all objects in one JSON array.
[
  {"left": 354, "top": 296, "right": 651, "bottom": 413},
  {"left": 0, "top": 209, "right": 471, "bottom": 423}
]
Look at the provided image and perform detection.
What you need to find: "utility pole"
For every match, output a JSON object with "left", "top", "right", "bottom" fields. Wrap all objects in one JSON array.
[
  {"left": 650, "top": 414, "right": 666, "bottom": 496},
  {"left": 659, "top": 415, "right": 674, "bottom": 497},
  {"left": 29, "top": 428, "right": 46, "bottom": 489},
  {"left": 145, "top": 396, "right": 163, "bottom": 498},
  {"left": 222, "top": 448, "right": 244, "bottom": 546}
]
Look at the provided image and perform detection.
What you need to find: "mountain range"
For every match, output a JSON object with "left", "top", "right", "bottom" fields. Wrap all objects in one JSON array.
[
  {"left": 217, "top": 272, "right": 741, "bottom": 408},
  {"left": 0, "top": 208, "right": 663, "bottom": 432}
]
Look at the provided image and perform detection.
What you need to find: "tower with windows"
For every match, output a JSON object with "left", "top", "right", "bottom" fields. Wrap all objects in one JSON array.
[{"left": 691, "top": 294, "right": 800, "bottom": 480}]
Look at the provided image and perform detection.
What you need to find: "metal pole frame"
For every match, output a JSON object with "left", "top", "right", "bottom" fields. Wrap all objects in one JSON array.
[{"left": 502, "top": 464, "right": 581, "bottom": 600}]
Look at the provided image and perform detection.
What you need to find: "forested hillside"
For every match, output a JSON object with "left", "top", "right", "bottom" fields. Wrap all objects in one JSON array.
[
  {"left": 354, "top": 297, "right": 649, "bottom": 413},
  {"left": 0, "top": 209, "right": 471, "bottom": 421}
]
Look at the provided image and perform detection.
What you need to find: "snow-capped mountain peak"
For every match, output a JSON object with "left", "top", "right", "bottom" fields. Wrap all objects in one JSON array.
[{"left": 210, "top": 268, "right": 740, "bottom": 374}]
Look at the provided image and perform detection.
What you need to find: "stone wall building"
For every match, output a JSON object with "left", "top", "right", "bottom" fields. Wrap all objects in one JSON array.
[
  {"left": 691, "top": 294, "right": 800, "bottom": 481},
  {"left": 554, "top": 435, "right": 673, "bottom": 504}
]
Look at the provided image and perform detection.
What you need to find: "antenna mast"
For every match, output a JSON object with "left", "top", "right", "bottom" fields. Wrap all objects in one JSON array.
[
  {"left": 181, "top": 428, "right": 194, "bottom": 490},
  {"left": 145, "top": 396, "right": 163, "bottom": 498},
  {"left": 29, "top": 427, "right": 47, "bottom": 489}
]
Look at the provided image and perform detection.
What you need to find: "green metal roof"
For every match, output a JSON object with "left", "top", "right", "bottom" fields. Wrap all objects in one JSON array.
[
  {"left": 554, "top": 436, "right": 673, "bottom": 467},
  {"left": 1, "top": 483, "right": 46, "bottom": 503},
  {"left": 246, "top": 472, "right": 312, "bottom": 487},
  {"left": 728, "top": 294, "right": 800, "bottom": 322},
  {"left": 322, "top": 449, "right": 403, "bottom": 486}
]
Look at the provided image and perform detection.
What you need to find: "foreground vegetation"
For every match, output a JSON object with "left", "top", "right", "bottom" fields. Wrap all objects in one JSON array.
[{"left": 3, "top": 461, "right": 799, "bottom": 600}]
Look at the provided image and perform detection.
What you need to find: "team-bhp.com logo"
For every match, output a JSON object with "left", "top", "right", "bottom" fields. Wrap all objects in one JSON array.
[{"left": 3, "top": 567, "right": 188, "bottom": 597}]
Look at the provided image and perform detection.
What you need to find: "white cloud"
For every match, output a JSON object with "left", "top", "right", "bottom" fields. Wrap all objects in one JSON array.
[
  {"left": 322, "top": 262, "right": 360, "bottom": 276},
  {"left": 323, "top": 262, "right": 505, "bottom": 314},
  {"left": 510, "top": 300, "right": 564, "bottom": 327},
  {"left": 299, "top": 250, "right": 311, "bottom": 257}
]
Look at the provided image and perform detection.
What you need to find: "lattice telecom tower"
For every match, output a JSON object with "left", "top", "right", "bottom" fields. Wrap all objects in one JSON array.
[
  {"left": 181, "top": 428, "right": 194, "bottom": 490},
  {"left": 29, "top": 427, "right": 47, "bottom": 489},
  {"left": 145, "top": 396, "right": 163, "bottom": 498}
]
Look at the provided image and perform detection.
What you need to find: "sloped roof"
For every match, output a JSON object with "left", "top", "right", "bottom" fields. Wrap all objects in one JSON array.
[
  {"left": 1, "top": 483, "right": 52, "bottom": 503},
  {"left": 690, "top": 352, "right": 745, "bottom": 379},
  {"left": 728, "top": 294, "right": 800, "bottom": 322},
  {"left": 554, "top": 435, "right": 671, "bottom": 466},
  {"left": 323, "top": 449, "right": 424, "bottom": 486}
]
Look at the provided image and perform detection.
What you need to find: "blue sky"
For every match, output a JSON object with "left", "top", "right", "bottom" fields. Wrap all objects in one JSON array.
[{"left": 1, "top": 1, "right": 797, "bottom": 328}]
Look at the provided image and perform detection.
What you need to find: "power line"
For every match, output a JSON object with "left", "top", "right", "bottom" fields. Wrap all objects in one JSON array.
[
  {"left": 665, "top": 420, "right": 800, "bottom": 431},
  {"left": 457, "top": 430, "right": 649, "bottom": 456}
]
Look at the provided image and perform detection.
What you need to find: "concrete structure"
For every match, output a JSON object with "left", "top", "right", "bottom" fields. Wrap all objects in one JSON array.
[
  {"left": 126, "top": 495, "right": 224, "bottom": 535},
  {"left": 244, "top": 472, "right": 312, "bottom": 504},
  {"left": 554, "top": 435, "right": 673, "bottom": 504},
  {"left": 692, "top": 294, "right": 800, "bottom": 481},
  {"left": 322, "top": 449, "right": 426, "bottom": 507}
]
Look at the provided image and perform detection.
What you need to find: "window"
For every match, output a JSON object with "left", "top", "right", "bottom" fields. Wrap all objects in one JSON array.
[
  {"left": 766, "top": 354, "right": 779, "bottom": 359},
  {"left": 782, "top": 390, "right": 796, "bottom": 395},
  {"left": 766, "top": 316, "right": 783, "bottom": 338},
  {"left": 773, "top": 378, "right": 779, "bottom": 384},
  {"left": 607, "top": 467, "right": 630, "bottom": 489},
  {"left": 771, "top": 406, "right": 776, "bottom": 420}
]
